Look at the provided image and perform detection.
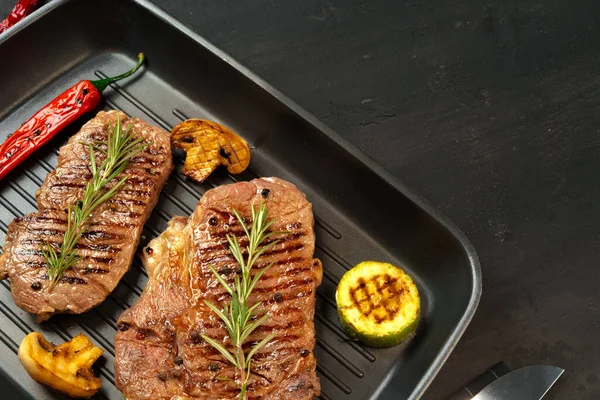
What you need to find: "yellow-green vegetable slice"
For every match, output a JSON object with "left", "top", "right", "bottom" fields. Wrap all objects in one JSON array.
[{"left": 335, "top": 261, "right": 420, "bottom": 347}]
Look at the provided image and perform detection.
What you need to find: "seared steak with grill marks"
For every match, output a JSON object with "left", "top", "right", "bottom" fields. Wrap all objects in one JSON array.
[
  {"left": 115, "top": 177, "right": 322, "bottom": 399},
  {"left": 0, "top": 110, "right": 173, "bottom": 321}
]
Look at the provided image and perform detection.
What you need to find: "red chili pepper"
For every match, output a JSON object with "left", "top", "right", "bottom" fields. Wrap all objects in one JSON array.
[
  {"left": 0, "top": 53, "right": 145, "bottom": 182},
  {"left": 0, "top": 0, "right": 40, "bottom": 34}
]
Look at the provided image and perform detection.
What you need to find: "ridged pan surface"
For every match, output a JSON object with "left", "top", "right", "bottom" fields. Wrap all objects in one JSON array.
[{"left": 0, "top": 1, "right": 482, "bottom": 399}]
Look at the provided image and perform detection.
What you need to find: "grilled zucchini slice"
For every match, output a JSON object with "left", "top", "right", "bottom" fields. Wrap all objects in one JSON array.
[{"left": 336, "top": 261, "right": 420, "bottom": 347}]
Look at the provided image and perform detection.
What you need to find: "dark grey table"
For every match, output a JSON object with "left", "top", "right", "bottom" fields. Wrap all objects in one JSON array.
[{"left": 2, "top": 0, "right": 599, "bottom": 399}]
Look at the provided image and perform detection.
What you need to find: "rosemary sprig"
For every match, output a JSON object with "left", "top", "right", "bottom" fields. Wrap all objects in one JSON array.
[
  {"left": 42, "top": 117, "right": 146, "bottom": 287},
  {"left": 202, "top": 202, "right": 280, "bottom": 399}
]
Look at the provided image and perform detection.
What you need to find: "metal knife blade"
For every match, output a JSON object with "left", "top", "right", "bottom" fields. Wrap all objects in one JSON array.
[{"left": 472, "top": 365, "right": 564, "bottom": 400}]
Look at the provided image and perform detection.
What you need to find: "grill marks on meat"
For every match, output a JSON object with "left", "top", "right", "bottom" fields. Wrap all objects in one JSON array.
[
  {"left": 0, "top": 111, "right": 173, "bottom": 321},
  {"left": 115, "top": 177, "right": 322, "bottom": 399}
]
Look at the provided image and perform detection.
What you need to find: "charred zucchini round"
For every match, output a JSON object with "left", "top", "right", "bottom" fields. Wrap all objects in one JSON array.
[{"left": 335, "top": 261, "right": 420, "bottom": 347}]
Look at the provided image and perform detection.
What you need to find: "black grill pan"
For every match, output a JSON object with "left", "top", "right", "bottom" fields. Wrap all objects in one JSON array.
[{"left": 0, "top": 1, "right": 481, "bottom": 398}]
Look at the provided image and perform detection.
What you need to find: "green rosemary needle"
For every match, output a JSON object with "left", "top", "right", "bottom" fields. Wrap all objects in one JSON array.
[
  {"left": 202, "top": 202, "right": 280, "bottom": 400},
  {"left": 42, "top": 117, "right": 146, "bottom": 287}
]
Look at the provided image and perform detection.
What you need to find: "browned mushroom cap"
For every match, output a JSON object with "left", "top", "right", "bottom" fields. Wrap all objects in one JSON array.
[
  {"left": 18, "top": 332, "right": 103, "bottom": 398},
  {"left": 171, "top": 119, "right": 251, "bottom": 182}
]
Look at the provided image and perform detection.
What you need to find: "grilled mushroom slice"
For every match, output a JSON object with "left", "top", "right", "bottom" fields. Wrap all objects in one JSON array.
[
  {"left": 171, "top": 119, "right": 250, "bottom": 182},
  {"left": 19, "top": 332, "right": 103, "bottom": 398}
]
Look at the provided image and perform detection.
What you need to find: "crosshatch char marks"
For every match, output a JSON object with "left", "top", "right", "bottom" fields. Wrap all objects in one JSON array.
[
  {"left": 336, "top": 261, "right": 421, "bottom": 348},
  {"left": 0, "top": 110, "right": 173, "bottom": 321},
  {"left": 0, "top": 94, "right": 378, "bottom": 400},
  {"left": 115, "top": 177, "right": 323, "bottom": 400}
]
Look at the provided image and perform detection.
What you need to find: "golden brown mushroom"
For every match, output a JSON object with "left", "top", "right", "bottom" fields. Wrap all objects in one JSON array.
[
  {"left": 171, "top": 119, "right": 251, "bottom": 182},
  {"left": 18, "top": 332, "right": 103, "bottom": 398}
]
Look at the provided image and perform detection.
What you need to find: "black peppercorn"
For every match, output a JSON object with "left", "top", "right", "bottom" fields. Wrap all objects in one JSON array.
[
  {"left": 273, "top": 292, "right": 283, "bottom": 303},
  {"left": 173, "top": 355, "right": 183, "bottom": 365},
  {"left": 261, "top": 188, "right": 270, "bottom": 198},
  {"left": 208, "top": 362, "right": 219, "bottom": 371},
  {"left": 31, "top": 281, "right": 42, "bottom": 290},
  {"left": 145, "top": 247, "right": 153, "bottom": 255},
  {"left": 300, "top": 349, "right": 310, "bottom": 357},
  {"left": 218, "top": 266, "right": 233, "bottom": 275},
  {"left": 157, "top": 372, "right": 167, "bottom": 381},
  {"left": 287, "top": 222, "right": 302, "bottom": 230},
  {"left": 116, "top": 322, "right": 130, "bottom": 331},
  {"left": 190, "top": 330, "right": 202, "bottom": 344},
  {"left": 209, "top": 217, "right": 218, "bottom": 226}
]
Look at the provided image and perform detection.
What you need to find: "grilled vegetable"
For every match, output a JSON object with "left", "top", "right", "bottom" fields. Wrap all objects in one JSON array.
[
  {"left": 18, "top": 332, "right": 103, "bottom": 398},
  {"left": 171, "top": 119, "right": 250, "bottom": 182},
  {"left": 0, "top": 53, "right": 145, "bottom": 182},
  {"left": 336, "top": 261, "right": 420, "bottom": 347}
]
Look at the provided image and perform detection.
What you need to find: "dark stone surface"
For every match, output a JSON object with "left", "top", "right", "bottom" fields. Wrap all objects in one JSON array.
[{"left": 2, "top": 0, "right": 600, "bottom": 398}]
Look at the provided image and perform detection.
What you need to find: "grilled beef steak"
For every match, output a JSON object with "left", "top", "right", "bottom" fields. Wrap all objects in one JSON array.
[
  {"left": 0, "top": 110, "right": 173, "bottom": 321},
  {"left": 115, "top": 177, "right": 322, "bottom": 399}
]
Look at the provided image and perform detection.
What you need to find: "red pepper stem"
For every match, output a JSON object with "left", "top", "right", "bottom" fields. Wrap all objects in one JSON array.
[{"left": 90, "top": 53, "right": 145, "bottom": 93}]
